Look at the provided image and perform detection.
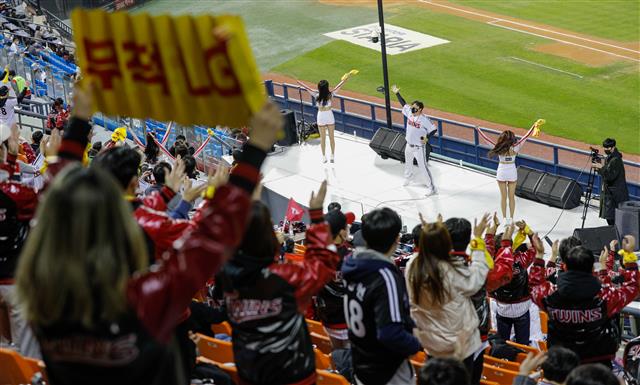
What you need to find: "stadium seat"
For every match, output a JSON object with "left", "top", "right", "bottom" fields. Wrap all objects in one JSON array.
[
  {"left": 196, "top": 334, "right": 234, "bottom": 364},
  {"left": 294, "top": 244, "right": 306, "bottom": 255},
  {"left": 482, "top": 363, "right": 519, "bottom": 385},
  {"left": 284, "top": 253, "right": 305, "bottom": 264},
  {"left": 483, "top": 355, "right": 520, "bottom": 372},
  {"left": 197, "top": 356, "right": 239, "bottom": 384},
  {"left": 539, "top": 311, "right": 548, "bottom": 334},
  {"left": 210, "top": 321, "right": 232, "bottom": 336},
  {"left": 317, "top": 370, "right": 349, "bottom": 385},
  {"left": 310, "top": 332, "right": 333, "bottom": 355},
  {"left": 306, "top": 319, "right": 328, "bottom": 337},
  {"left": 515, "top": 353, "right": 528, "bottom": 363},
  {"left": 0, "top": 348, "right": 45, "bottom": 384},
  {"left": 538, "top": 340, "right": 548, "bottom": 352},
  {"left": 480, "top": 380, "right": 499, "bottom": 385},
  {"left": 315, "top": 348, "right": 332, "bottom": 371},
  {"left": 506, "top": 340, "right": 539, "bottom": 355},
  {"left": 411, "top": 351, "right": 426, "bottom": 363}
]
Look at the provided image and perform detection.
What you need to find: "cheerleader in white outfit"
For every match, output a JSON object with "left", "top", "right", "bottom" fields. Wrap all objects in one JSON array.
[
  {"left": 476, "top": 120, "right": 544, "bottom": 224},
  {"left": 297, "top": 71, "right": 356, "bottom": 163}
]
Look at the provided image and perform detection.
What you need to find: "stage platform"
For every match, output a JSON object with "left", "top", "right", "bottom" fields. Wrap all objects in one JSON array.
[{"left": 262, "top": 132, "right": 605, "bottom": 254}]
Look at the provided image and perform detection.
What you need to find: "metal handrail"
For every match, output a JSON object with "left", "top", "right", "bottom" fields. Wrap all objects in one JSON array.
[{"left": 276, "top": 81, "right": 640, "bottom": 169}]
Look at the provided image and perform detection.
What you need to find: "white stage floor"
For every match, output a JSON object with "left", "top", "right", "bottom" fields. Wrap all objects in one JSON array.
[{"left": 262, "top": 132, "right": 605, "bottom": 255}]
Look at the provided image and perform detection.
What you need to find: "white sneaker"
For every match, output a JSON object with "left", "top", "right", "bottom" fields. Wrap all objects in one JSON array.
[
  {"left": 322, "top": 156, "right": 327, "bottom": 163},
  {"left": 330, "top": 154, "right": 335, "bottom": 163}
]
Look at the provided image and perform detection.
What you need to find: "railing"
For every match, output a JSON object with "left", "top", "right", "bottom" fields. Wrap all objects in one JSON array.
[
  {"left": 24, "top": 0, "right": 73, "bottom": 40},
  {"left": 265, "top": 80, "right": 640, "bottom": 201}
]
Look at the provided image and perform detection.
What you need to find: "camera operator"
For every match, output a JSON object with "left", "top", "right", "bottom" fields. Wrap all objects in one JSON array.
[{"left": 592, "top": 138, "right": 629, "bottom": 225}]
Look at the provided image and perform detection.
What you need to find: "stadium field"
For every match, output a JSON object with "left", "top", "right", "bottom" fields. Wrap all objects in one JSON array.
[{"left": 138, "top": 0, "right": 640, "bottom": 154}]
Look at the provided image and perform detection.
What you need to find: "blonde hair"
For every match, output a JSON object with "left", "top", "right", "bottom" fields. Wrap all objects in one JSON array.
[{"left": 15, "top": 165, "right": 148, "bottom": 328}]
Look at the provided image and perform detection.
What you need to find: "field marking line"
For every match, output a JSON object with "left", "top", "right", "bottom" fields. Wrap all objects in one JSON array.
[
  {"left": 508, "top": 56, "right": 584, "bottom": 78},
  {"left": 417, "top": 0, "right": 640, "bottom": 54},
  {"left": 487, "top": 21, "right": 640, "bottom": 62}
]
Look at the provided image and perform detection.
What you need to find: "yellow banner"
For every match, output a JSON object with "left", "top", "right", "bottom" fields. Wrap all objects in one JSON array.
[{"left": 71, "top": 9, "right": 264, "bottom": 128}]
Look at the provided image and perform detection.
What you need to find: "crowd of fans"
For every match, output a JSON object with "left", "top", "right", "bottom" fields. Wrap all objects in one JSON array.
[
  {"left": 0, "top": 81, "right": 638, "bottom": 385},
  {"left": 0, "top": 3, "right": 638, "bottom": 385}
]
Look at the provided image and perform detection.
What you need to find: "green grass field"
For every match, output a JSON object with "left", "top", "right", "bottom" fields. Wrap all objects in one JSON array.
[
  {"left": 448, "top": 0, "right": 640, "bottom": 42},
  {"left": 137, "top": 0, "right": 640, "bottom": 154}
]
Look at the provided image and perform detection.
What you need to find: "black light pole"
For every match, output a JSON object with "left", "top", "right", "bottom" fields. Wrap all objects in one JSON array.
[{"left": 377, "top": 0, "right": 393, "bottom": 129}]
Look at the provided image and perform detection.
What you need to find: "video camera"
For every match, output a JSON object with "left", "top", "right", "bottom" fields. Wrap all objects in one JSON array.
[{"left": 590, "top": 147, "right": 604, "bottom": 164}]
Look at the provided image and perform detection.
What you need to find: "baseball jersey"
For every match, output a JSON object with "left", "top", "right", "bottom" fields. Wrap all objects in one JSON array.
[
  {"left": 402, "top": 105, "right": 436, "bottom": 145},
  {"left": 342, "top": 251, "right": 420, "bottom": 384},
  {"left": 0, "top": 98, "right": 18, "bottom": 127}
]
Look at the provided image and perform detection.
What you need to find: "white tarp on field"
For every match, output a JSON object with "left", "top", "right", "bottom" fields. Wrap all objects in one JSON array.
[{"left": 324, "top": 23, "right": 449, "bottom": 55}]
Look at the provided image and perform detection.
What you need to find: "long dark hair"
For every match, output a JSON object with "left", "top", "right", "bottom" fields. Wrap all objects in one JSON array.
[
  {"left": 317, "top": 79, "right": 330, "bottom": 106},
  {"left": 488, "top": 130, "right": 516, "bottom": 157},
  {"left": 237, "top": 201, "right": 279, "bottom": 260},
  {"left": 409, "top": 222, "right": 453, "bottom": 306},
  {"left": 144, "top": 133, "right": 159, "bottom": 164}
]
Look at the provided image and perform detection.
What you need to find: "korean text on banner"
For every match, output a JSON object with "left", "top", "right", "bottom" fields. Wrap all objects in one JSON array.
[{"left": 71, "top": 9, "right": 264, "bottom": 128}]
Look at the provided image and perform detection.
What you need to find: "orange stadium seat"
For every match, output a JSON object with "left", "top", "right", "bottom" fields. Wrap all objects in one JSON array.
[
  {"left": 480, "top": 380, "right": 499, "bottom": 385},
  {"left": 484, "top": 355, "right": 520, "bottom": 372},
  {"left": 311, "top": 332, "right": 333, "bottom": 355},
  {"left": 516, "top": 353, "right": 529, "bottom": 363},
  {"left": 196, "top": 334, "right": 235, "bottom": 364},
  {"left": 315, "top": 348, "right": 332, "bottom": 371},
  {"left": 506, "top": 340, "right": 539, "bottom": 355},
  {"left": 411, "top": 351, "right": 427, "bottom": 363},
  {"left": 0, "top": 348, "right": 46, "bottom": 385},
  {"left": 317, "top": 370, "right": 349, "bottom": 385},
  {"left": 197, "top": 356, "right": 239, "bottom": 384},
  {"left": 482, "top": 363, "right": 519, "bottom": 385},
  {"left": 539, "top": 311, "right": 549, "bottom": 334},
  {"left": 294, "top": 244, "right": 306, "bottom": 255},
  {"left": 538, "top": 340, "right": 548, "bottom": 352},
  {"left": 210, "top": 321, "right": 232, "bottom": 336},
  {"left": 306, "top": 318, "right": 328, "bottom": 337}
]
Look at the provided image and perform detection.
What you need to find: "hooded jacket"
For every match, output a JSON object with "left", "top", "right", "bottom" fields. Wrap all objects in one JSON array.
[
  {"left": 530, "top": 257, "right": 639, "bottom": 362},
  {"left": 406, "top": 241, "right": 490, "bottom": 359},
  {"left": 341, "top": 248, "right": 422, "bottom": 385},
  {"left": 220, "top": 209, "right": 339, "bottom": 385}
]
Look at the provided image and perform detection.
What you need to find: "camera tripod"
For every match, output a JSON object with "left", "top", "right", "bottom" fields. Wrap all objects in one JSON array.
[
  {"left": 581, "top": 164, "right": 599, "bottom": 228},
  {"left": 295, "top": 87, "right": 317, "bottom": 145}
]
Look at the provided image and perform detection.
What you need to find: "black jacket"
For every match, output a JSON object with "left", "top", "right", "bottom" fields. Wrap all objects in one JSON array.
[
  {"left": 341, "top": 249, "right": 422, "bottom": 385},
  {"left": 219, "top": 218, "right": 339, "bottom": 385},
  {"left": 598, "top": 148, "right": 629, "bottom": 220},
  {"left": 315, "top": 244, "right": 351, "bottom": 329}
]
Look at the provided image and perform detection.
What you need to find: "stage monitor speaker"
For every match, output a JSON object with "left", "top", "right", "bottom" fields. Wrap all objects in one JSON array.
[
  {"left": 370, "top": 128, "right": 405, "bottom": 162},
  {"left": 615, "top": 201, "right": 640, "bottom": 251},
  {"left": 573, "top": 226, "right": 619, "bottom": 256},
  {"left": 534, "top": 174, "right": 583, "bottom": 209},
  {"left": 277, "top": 109, "right": 298, "bottom": 146},
  {"left": 515, "top": 167, "right": 545, "bottom": 201},
  {"left": 387, "top": 133, "right": 406, "bottom": 162}
]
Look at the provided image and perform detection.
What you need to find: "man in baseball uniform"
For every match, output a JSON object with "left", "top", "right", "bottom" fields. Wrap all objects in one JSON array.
[{"left": 391, "top": 85, "right": 437, "bottom": 196}]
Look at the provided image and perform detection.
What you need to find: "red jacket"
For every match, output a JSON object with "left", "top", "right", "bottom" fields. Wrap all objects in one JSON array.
[
  {"left": 529, "top": 256, "right": 639, "bottom": 362},
  {"left": 0, "top": 178, "right": 38, "bottom": 283},
  {"left": 220, "top": 208, "right": 340, "bottom": 385},
  {"left": 484, "top": 233, "right": 515, "bottom": 292}
]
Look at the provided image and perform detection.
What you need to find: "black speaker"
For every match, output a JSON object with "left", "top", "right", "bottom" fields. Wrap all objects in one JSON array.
[
  {"left": 370, "top": 127, "right": 406, "bottom": 162},
  {"left": 615, "top": 201, "right": 640, "bottom": 251},
  {"left": 370, "top": 127, "right": 394, "bottom": 156},
  {"left": 573, "top": 226, "right": 619, "bottom": 255},
  {"left": 277, "top": 109, "right": 298, "bottom": 146},
  {"left": 387, "top": 133, "right": 406, "bottom": 162},
  {"left": 515, "top": 167, "right": 545, "bottom": 201},
  {"left": 534, "top": 174, "right": 583, "bottom": 209}
]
